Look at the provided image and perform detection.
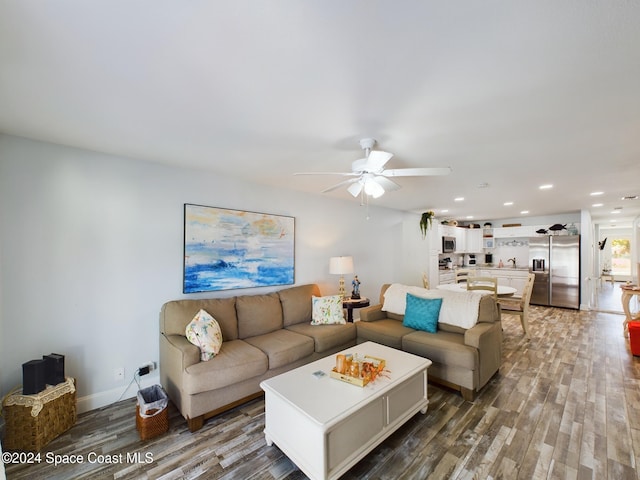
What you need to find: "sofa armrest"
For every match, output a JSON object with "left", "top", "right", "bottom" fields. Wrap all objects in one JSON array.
[
  {"left": 160, "top": 334, "right": 200, "bottom": 386},
  {"left": 464, "top": 322, "right": 497, "bottom": 349},
  {"left": 359, "top": 304, "right": 387, "bottom": 322},
  {"left": 463, "top": 321, "right": 503, "bottom": 389}
]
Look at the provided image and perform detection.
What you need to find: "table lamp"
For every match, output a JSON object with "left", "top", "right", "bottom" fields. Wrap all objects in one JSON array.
[{"left": 329, "top": 256, "right": 354, "bottom": 298}]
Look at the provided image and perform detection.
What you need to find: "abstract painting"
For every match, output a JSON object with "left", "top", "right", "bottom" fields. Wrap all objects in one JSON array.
[{"left": 183, "top": 204, "right": 295, "bottom": 293}]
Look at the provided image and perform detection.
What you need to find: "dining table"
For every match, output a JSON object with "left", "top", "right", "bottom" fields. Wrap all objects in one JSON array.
[{"left": 436, "top": 283, "right": 517, "bottom": 297}]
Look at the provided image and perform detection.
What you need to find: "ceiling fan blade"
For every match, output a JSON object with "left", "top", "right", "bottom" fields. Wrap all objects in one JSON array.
[
  {"left": 294, "top": 171, "right": 359, "bottom": 176},
  {"left": 381, "top": 167, "right": 452, "bottom": 177},
  {"left": 364, "top": 150, "right": 393, "bottom": 171},
  {"left": 372, "top": 176, "right": 401, "bottom": 191},
  {"left": 321, "top": 177, "right": 360, "bottom": 193}
]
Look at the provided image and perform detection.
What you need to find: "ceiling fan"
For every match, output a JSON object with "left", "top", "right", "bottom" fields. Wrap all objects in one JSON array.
[{"left": 295, "top": 138, "right": 452, "bottom": 199}]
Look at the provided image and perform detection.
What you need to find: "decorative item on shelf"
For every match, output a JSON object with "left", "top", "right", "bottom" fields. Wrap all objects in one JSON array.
[
  {"left": 329, "top": 256, "right": 354, "bottom": 298},
  {"left": 420, "top": 210, "right": 435, "bottom": 238},
  {"left": 567, "top": 223, "right": 579, "bottom": 235},
  {"left": 548, "top": 223, "right": 567, "bottom": 234},
  {"left": 351, "top": 275, "right": 361, "bottom": 299}
]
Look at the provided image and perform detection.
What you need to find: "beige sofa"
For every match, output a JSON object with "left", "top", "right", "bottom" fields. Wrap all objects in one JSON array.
[
  {"left": 160, "top": 284, "right": 357, "bottom": 431},
  {"left": 356, "top": 284, "right": 502, "bottom": 401}
]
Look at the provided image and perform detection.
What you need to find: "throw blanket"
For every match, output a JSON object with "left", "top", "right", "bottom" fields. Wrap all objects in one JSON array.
[{"left": 382, "top": 283, "right": 485, "bottom": 330}]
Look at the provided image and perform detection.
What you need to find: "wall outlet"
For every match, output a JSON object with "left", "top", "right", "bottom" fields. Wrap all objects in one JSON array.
[
  {"left": 137, "top": 361, "right": 156, "bottom": 376},
  {"left": 114, "top": 367, "right": 125, "bottom": 382}
]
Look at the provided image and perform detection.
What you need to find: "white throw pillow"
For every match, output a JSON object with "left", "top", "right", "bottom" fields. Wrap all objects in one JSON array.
[
  {"left": 185, "top": 309, "right": 223, "bottom": 361},
  {"left": 311, "top": 295, "right": 346, "bottom": 325}
]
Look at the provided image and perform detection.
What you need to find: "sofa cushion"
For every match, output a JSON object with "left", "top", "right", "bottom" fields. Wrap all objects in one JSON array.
[
  {"left": 402, "top": 330, "right": 478, "bottom": 371},
  {"left": 279, "top": 284, "right": 321, "bottom": 326},
  {"left": 286, "top": 322, "right": 356, "bottom": 353},
  {"left": 311, "top": 295, "right": 346, "bottom": 325},
  {"left": 183, "top": 339, "right": 267, "bottom": 395},
  {"left": 403, "top": 294, "right": 442, "bottom": 333},
  {"left": 244, "top": 329, "right": 314, "bottom": 370},
  {"left": 161, "top": 297, "right": 238, "bottom": 340},
  {"left": 185, "top": 309, "right": 223, "bottom": 361},
  {"left": 356, "top": 319, "right": 415, "bottom": 350},
  {"left": 236, "top": 292, "right": 283, "bottom": 339}
]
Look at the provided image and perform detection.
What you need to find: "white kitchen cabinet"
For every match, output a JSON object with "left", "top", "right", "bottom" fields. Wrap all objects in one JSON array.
[
  {"left": 465, "top": 229, "right": 483, "bottom": 253},
  {"left": 439, "top": 271, "right": 455, "bottom": 285},
  {"left": 479, "top": 268, "right": 529, "bottom": 296},
  {"left": 493, "top": 226, "right": 534, "bottom": 238}
]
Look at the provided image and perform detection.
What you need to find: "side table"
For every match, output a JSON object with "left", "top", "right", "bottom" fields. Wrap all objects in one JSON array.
[
  {"left": 2, "top": 377, "right": 77, "bottom": 451},
  {"left": 343, "top": 297, "right": 370, "bottom": 322}
]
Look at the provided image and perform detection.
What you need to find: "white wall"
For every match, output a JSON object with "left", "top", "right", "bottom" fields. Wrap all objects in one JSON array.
[{"left": 0, "top": 134, "right": 405, "bottom": 412}]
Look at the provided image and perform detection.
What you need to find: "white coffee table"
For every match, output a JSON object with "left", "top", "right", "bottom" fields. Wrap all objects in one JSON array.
[{"left": 260, "top": 341, "right": 432, "bottom": 480}]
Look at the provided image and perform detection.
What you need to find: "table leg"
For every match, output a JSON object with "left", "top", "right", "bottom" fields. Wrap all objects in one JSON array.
[
  {"left": 345, "top": 306, "right": 354, "bottom": 322},
  {"left": 621, "top": 290, "right": 640, "bottom": 337}
]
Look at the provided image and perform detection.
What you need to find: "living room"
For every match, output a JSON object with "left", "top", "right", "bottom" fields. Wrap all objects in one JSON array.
[{"left": 2, "top": 2, "right": 640, "bottom": 479}]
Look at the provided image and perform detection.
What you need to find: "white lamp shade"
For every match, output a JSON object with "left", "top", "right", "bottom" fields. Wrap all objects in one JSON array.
[{"left": 329, "top": 256, "right": 354, "bottom": 275}]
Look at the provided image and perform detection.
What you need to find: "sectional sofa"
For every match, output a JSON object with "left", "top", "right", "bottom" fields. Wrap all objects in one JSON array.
[
  {"left": 159, "top": 284, "right": 357, "bottom": 431},
  {"left": 356, "top": 284, "right": 503, "bottom": 401}
]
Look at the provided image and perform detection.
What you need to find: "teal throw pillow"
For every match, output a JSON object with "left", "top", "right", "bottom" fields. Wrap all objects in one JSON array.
[{"left": 402, "top": 294, "right": 442, "bottom": 333}]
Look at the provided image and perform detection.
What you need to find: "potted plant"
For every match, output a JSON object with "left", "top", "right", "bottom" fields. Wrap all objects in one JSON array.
[{"left": 420, "top": 211, "right": 435, "bottom": 239}]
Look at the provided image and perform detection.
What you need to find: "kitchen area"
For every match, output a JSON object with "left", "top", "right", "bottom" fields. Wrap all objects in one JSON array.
[{"left": 434, "top": 222, "right": 580, "bottom": 309}]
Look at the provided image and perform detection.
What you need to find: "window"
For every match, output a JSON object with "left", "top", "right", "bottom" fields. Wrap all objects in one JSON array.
[{"left": 610, "top": 237, "right": 631, "bottom": 277}]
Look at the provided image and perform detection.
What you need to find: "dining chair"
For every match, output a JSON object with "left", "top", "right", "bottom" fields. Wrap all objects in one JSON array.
[
  {"left": 455, "top": 268, "right": 475, "bottom": 284},
  {"left": 422, "top": 272, "right": 430, "bottom": 289},
  {"left": 466, "top": 276, "right": 498, "bottom": 298},
  {"left": 498, "top": 273, "right": 535, "bottom": 338}
]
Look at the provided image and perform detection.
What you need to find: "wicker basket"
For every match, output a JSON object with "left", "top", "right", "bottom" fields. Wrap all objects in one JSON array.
[
  {"left": 2, "top": 378, "right": 77, "bottom": 451},
  {"left": 136, "top": 385, "right": 169, "bottom": 440}
]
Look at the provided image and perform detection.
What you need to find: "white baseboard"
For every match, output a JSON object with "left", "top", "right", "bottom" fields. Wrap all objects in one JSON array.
[{"left": 76, "top": 372, "right": 161, "bottom": 414}]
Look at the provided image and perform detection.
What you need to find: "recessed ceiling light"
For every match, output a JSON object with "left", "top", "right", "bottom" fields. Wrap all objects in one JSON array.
[
  {"left": 539, "top": 184, "right": 553, "bottom": 190},
  {"left": 440, "top": 209, "right": 449, "bottom": 213},
  {"left": 592, "top": 203, "right": 603, "bottom": 207},
  {"left": 590, "top": 191, "right": 604, "bottom": 196},
  {"left": 520, "top": 210, "right": 529, "bottom": 214},
  {"left": 454, "top": 197, "right": 464, "bottom": 202},
  {"left": 612, "top": 210, "right": 621, "bottom": 214},
  {"left": 503, "top": 201, "right": 513, "bottom": 206},
  {"left": 466, "top": 215, "right": 474, "bottom": 219}
]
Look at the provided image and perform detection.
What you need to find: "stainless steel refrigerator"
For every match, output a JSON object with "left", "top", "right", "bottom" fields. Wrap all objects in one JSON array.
[{"left": 529, "top": 235, "right": 580, "bottom": 309}]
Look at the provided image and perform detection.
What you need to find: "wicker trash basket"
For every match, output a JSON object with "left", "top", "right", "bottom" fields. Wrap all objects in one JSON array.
[{"left": 136, "top": 384, "right": 169, "bottom": 440}]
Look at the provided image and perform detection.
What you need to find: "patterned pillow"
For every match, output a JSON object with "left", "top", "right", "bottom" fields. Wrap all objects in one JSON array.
[
  {"left": 402, "top": 294, "right": 442, "bottom": 333},
  {"left": 185, "top": 309, "right": 223, "bottom": 361},
  {"left": 311, "top": 295, "right": 346, "bottom": 325}
]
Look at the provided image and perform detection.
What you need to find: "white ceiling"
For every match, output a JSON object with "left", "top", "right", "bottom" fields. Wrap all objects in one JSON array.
[{"left": 2, "top": 1, "right": 639, "bottom": 226}]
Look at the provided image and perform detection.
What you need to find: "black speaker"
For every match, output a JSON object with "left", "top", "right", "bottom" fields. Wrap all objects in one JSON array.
[
  {"left": 43, "top": 353, "right": 65, "bottom": 385},
  {"left": 22, "top": 359, "right": 46, "bottom": 395}
]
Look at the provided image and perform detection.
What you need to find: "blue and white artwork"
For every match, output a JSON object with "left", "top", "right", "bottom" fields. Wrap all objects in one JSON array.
[{"left": 183, "top": 204, "right": 295, "bottom": 293}]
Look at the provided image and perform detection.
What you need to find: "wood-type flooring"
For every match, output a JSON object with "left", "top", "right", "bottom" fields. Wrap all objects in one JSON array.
[{"left": 4, "top": 304, "right": 640, "bottom": 479}]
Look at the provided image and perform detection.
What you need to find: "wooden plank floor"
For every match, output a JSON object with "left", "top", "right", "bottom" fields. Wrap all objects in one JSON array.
[{"left": 4, "top": 306, "right": 640, "bottom": 479}]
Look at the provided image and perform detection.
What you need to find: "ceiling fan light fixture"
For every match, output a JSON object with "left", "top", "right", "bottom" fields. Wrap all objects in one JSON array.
[
  {"left": 364, "top": 179, "right": 385, "bottom": 198},
  {"left": 347, "top": 182, "right": 363, "bottom": 197}
]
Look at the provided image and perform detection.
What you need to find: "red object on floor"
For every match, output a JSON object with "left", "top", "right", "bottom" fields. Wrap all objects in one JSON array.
[{"left": 629, "top": 321, "right": 640, "bottom": 356}]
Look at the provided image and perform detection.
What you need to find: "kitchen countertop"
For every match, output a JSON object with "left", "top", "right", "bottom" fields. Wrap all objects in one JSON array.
[{"left": 440, "top": 265, "right": 530, "bottom": 272}]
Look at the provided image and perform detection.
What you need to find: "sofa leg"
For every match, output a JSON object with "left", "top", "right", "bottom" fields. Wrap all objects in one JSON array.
[
  {"left": 461, "top": 387, "right": 475, "bottom": 402},
  {"left": 187, "top": 415, "right": 204, "bottom": 432}
]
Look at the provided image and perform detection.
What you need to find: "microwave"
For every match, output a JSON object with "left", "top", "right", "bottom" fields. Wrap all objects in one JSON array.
[{"left": 442, "top": 236, "right": 456, "bottom": 253}]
